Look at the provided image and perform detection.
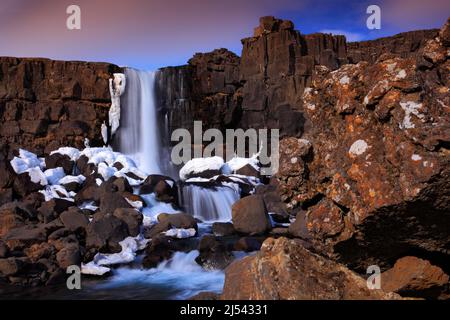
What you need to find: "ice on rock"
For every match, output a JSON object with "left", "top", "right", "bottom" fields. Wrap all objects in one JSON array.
[
  {"left": 44, "top": 167, "right": 65, "bottom": 185},
  {"left": 109, "top": 73, "right": 126, "bottom": 136},
  {"left": 179, "top": 156, "right": 224, "bottom": 181},
  {"left": 101, "top": 121, "right": 108, "bottom": 145},
  {"left": 26, "top": 167, "right": 48, "bottom": 186}
]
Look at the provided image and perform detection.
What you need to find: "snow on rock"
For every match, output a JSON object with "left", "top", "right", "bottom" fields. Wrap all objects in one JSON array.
[
  {"left": 109, "top": 73, "right": 126, "bottom": 136},
  {"left": 349, "top": 140, "right": 369, "bottom": 156},
  {"left": 44, "top": 167, "right": 65, "bottom": 185},
  {"left": 179, "top": 156, "right": 224, "bottom": 181},
  {"left": 125, "top": 198, "right": 143, "bottom": 210},
  {"left": 40, "top": 185, "right": 74, "bottom": 202},
  {"left": 164, "top": 228, "right": 197, "bottom": 239},
  {"left": 27, "top": 167, "right": 48, "bottom": 186},
  {"left": 224, "top": 154, "right": 260, "bottom": 173},
  {"left": 81, "top": 262, "right": 110, "bottom": 276},
  {"left": 10, "top": 157, "right": 30, "bottom": 174},
  {"left": 58, "top": 175, "right": 86, "bottom": 185},
  {"left": 82, "top": 236, "right": 148, "bottom": 275},
  {"left": 50, "top": 147, "right": 80, "bottom": 161},
  {"left": 19, "top": 149, "right": 42, "bottom": 168},
  {"left": 399, "top": 101, "right": 425, "bottom": 129},
  {"left": 114, "top": 154, "right": 137, "bottom": 170},
  {"left": 10, "top": 149, "right": 43, "bottom": 174},
  {"left": 97, "top": 162, "right": 117, "bottom": 181},
  {"left": 79, "top": 201, "right": 98, "bottom": 212}
]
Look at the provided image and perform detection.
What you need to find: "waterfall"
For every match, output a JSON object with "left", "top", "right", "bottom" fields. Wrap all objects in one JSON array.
[
  {"left": 181, "top": 184, "right": 239, "bottom": 222},
  {"left": 116, "top": 68, "right": 166, "bottom": 175},
  {"left": 116, "top": 67, "right": 240, "bottom": 223}
]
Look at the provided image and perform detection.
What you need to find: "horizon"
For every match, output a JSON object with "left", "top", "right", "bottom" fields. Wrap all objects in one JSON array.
[{"left": 1, "top": 0, "right": 449, "bottom": 70}]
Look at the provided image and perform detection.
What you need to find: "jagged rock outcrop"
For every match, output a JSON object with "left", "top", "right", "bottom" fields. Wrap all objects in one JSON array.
[
  {"left": 347, "top": 29, "right": 439, "bottom": 64},
  {"left": 0, "top": 57, "right": 122, "bottom": 157},
  {"left": 277, "top": 18, "right": 450, "bottom": 274},
  {"left": 221, "top": 237, "right": 401, "bottom": 300}
]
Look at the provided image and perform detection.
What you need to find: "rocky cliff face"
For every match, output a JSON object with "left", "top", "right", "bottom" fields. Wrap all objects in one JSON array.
[
  {"left": 347, "top": 29, "right": 439, "bottom": 64},
  {"left": 0, "top": 57, "right": 122, "bottom": 158},
  {"left": 277, "top": 18, "right": 450, "bottom": 275},
  {"left": 157, "top": 16, "right": 437, "bottom": 140}
]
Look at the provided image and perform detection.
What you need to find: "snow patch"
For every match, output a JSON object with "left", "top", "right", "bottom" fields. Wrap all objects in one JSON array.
[
  {"left": 58, "top": 175, "right": 86, "bottom": 185},
  {"left": 44, "top": 167, "right": 65, "bottom": 185},
  {"left": 50, "top": 147, "right": 80, "bottom": 161},
  {"left": 411, "top": 154, "right": 422, "bottom": 161},
  {"left": 164, "top": 228, "right": 197, "bottom": 239},
  {"left": 399, "top": 101, "right": 424, "bottom": 129},
  {"left": 349, "top": 140, "right": 369, "bottom": 156},
  {"left": 339, "top": 75, "right": 350, "bottom": 85},
  {"left": 27, "top": 167, "right": 48, "bottom": 186}
]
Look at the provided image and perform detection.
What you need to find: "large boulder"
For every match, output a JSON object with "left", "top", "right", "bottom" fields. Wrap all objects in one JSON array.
[
  {"left": 45, "top": 153, "right": 74, "bottom": 175},
  {"left": 113, "top": 208, "right": 143, "bottom": 237},
  {"left": 381, "top": 256, "right": 449, "bottom": 299},
  {"left": 37, "top": 198, "right": 74, "bottom": 223},
  {"left": 60, "top": 207, "right": 89, "bottom": 232},
  {"left": 4, "top": 224, "right": 47, "bottom": 251},
  {"left": 231, "top": 195, "right": 272, "bottom": 235},
  {"left": 85, "top": 213, "right": 129, "bottom": 253},
  {"left": 221, "top": 237, "right": 400, "bottom": 300},
  {"left": 195, "top": 235, "right": 234, "bottom": 270}
]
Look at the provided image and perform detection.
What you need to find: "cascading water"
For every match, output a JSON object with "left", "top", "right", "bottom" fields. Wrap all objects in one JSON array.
[
  {"left": 181, "top": 184, "right": 239, "bottom": 222},
  {"left": 116, "top": 68, "right": 168, "bottom": 175}
]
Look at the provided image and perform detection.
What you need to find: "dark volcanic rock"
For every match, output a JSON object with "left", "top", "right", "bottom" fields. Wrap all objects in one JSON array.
[
  {"left": 45, "top": 153, "right": 74, "bottom": 175},
  {"left": 212, "top": 222, "right": 235, "bottom": 237},
  {"left": 347, "top": 29, "right": 439, "bottom": 64},
  {"left": 231, "top": 195, "right": 272, "bottom": 235},
  {"left": 85, "top": 213, "right": 129, "bottom": 253},
  {"left": 0, "top": 58, "right": 122, "bottom": 156},
  {"left": 113, "top": 208, "right": 143, "bottom": 237},
  {"left": 195, "top": 235, "right": 234, "bottom": 270},
  {"left": 60, "top": 207, "right": 89, "bottom": 232}
]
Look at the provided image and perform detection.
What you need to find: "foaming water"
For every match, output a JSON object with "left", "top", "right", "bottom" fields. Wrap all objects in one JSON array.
[
  {"left": 182, "top": 184, "right": 239, "bottom": 222},
  {"left": 95, "top": 251, "right": 225, "bottom": 300}
]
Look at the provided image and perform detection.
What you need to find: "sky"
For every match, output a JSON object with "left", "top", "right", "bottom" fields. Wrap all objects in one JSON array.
[{"left": 0, "top": 0, "right": 448, "bottom": 70}]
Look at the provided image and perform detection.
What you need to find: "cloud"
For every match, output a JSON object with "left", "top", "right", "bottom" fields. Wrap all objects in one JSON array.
[{"left": 319, "top": 29, "right": 363, "bottom": 42}]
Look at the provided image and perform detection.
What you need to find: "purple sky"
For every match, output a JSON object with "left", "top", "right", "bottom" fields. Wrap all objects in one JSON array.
[{"left": 0, "top": 0, "right": 448, "bottom": 70}]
